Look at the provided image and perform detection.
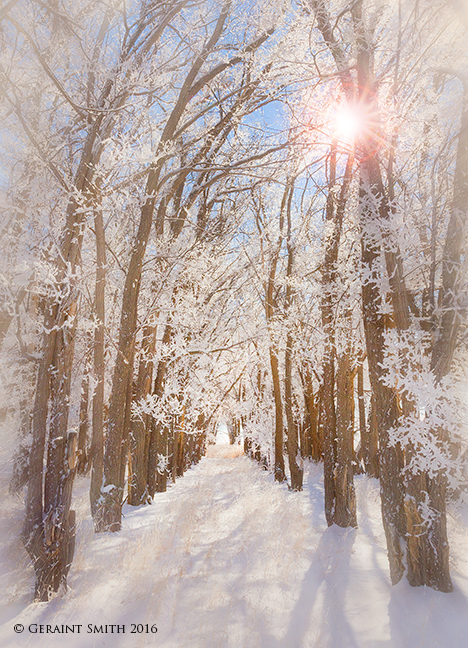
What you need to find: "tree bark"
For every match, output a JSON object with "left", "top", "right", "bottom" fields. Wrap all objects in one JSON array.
[
  {"left": 128, "top": 325, "right": 156, "bottom": 506},
  {"left": 356, "top": 359, "right": 380, "bottom": 478},
  {"left": 285, "top": 331, "right": 303, "bottom": 490},
  {"left": 147, "top": 320, "right": 173, "bottom": 497},
  {"left": 90, "top": 199, "right": 107, "bottom": 528},
  {"left": 269, "top": 346, "right": 286, "bottom": 482},
  {"left": 284, "top": 179, "right": 303, "bottom": 490},
  {"left": 77, "top": 339, "right": 92, "bottom": 475},
  {"left": 351, "top": 0, "right": 411, "bottom": 584},
  {"left": 23, "top": 135, "right": 103, "bottom": 597},
  {"left": 320, "top": 147, "right": 354, "bottom": 526},
  {"left": 359, "top": 162, "right": 406, "bottom": 584},
  {"left": 334, "top": 335, "right": 357, "bottom": 527},
  {"left": 300, "top": 365, "right": 321, "bottom": 461}
]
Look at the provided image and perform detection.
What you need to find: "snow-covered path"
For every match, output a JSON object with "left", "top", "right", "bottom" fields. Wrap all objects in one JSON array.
[{"left": 2, "top": 443, "right": 468, "bottom": 648}]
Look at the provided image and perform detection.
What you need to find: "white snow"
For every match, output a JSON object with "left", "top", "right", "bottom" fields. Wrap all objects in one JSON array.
[{"left": 1, "top": 441, "right": 468, "bottom": 647}]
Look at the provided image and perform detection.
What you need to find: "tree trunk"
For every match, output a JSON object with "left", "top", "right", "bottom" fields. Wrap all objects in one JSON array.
[
  {"left": 359, "top": 165, "right": 406, "bottom": 584},
  {"left": 90, "top": 201, "right": 106, "bottom": 528},
  {"left": 99, "top": 203, "right": 152, "bottom": 530},
  {"left": 320, "top": 147, "right": 354, "bottom": 526},
  {"left": 404, "top": 77, "right": 468, "bottom": 594},
  {"left": 355, "top": 361, "right": 366, "bottom": 475},
  {"left": 334, "top": 338, "right": 357, "bottom": 527},
  {"left": 168, "top": 424, "right": 177, "bottom": 484},
  {"left": 351, "top": 0, "right": 411, "bottom": 584},
  {"left": 23, "top": 183, "right": 93, "bottom": 598},
  {"left": 129, "top": 325, "right": 156, "bottom": 506},
  {"left": 285, "top": 332, "right": 303, "bottom": 490},
  {"left": 306, "top": 0, "right": 408, "bottom": 578},
  {"left": 147, "top": 320, "right": 173, "bottom": 497},
  {"left": 157, "top": 424, "right": 169, "bottom": 493},
  {"left": 244, "top": 432, "right": 251, "bottom": 457},
  {"left": 284, "top": 180, "right": 303, "bottom": 490},
  {"left": 77, "top": 340, "right": 92, "bottom": 475},
  {"left": 301, "top": 365, "right": 321, "bottom": 461},
  {"left": 357, "top": 360, "right": 380, "bottom": 478},
  {"left": 365, "top": 392, "right": 380, "bottom": 478},
  {"left": 175, "top": 424, "right": 185, "bottom": 478},
  {"left": 270, "top": 346, "right": 286, "bottom": 482},
  {"left": 321, "top": 350, "right": 337, "bottom": 526}
]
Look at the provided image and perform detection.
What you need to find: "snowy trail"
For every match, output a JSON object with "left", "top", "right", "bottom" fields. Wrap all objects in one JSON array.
[{"left": 2, "top": 443, "right": 468, "bottom": 648}]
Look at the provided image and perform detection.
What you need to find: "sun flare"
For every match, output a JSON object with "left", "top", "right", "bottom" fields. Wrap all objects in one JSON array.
[{"left": 332, "top": 104, "right": 364, "bottom": 143}]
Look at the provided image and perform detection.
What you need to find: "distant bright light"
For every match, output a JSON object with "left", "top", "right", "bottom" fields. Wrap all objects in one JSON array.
[{"left": 333, "top": 104, "right": 364, "bottom": 144}]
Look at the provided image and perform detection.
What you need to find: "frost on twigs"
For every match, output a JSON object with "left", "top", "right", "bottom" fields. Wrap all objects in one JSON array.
[
  {"left": 383, "top": 330, "right": 467, "bottom": 496},
  {"left": 156, "top": 454, "right": 168, "bottom": 475}
]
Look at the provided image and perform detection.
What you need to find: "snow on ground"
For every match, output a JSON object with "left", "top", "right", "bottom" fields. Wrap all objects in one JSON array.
[{"left": 1, "top": 440, "right": 468, "bottom": 648}]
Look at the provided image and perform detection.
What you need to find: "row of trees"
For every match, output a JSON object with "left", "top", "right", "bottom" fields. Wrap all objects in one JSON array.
[{"left": 0, "top": 0, "right": 466, "bottom": 599}]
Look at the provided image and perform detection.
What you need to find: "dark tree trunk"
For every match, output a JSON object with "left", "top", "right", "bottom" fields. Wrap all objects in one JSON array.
[
  {"left": 194, "top": 425, "right": 206, "bottom": 465},
  {"left": 334, "top": 339, "right": 357, "bottom": 527},
  {"left": 23, "top": 137, "right": 103, "bottom": 597},
  {"left": 147, "top": 320, "right": 173, "bottom": 497},
  {"left": 90, "top": 201, "right": 106, "bottom": 528},
  {"left": 300, "top": 365, "right": 321, "bottom": 461},
  {"left": 364, "top": 391, "right": 380, "bottom": 478},
  {"left": 320, "top": 147, "right": 354, "bottom": 526},
  {"left": 264, "top": 186, "right": 291, "bottom": 483},
  {"left": 359, "top": 162, "right": 406, "bottom": 585},
  {"left": 0, "top": 309, "right": 13, "bottom": 350},
  {"left": 129, "top": 325, "right": 156, "bottom": 506},
  {"left": 404, "top": 471, "right": 452, "bottom": 591},
  {"left": 24, "top": 293, "right": 79, "bottom": 599},
  {"left": 352, "top": 0, "right": 413, "bottom": 585},
  {"left": 321, "top": 144, "right": 339, "bottom": 526},
  {"left": 244, "top": 432, "right": 251, "bottom": 457},
  {"left": 321, "top": 352, "right": 337, "bottom": 526},
  {"left": 120, "top": 368, "right": 135, "bottom": 498},
  {"left": 156, "top": 424, "right": 169, "bottom": 493},
  {"left": 356, "top": 359, "right": 379, "bottom": 478},
  {"left": 168, "top": 424, "right": 177, "bottom": 484},
  {"left": 355, "top": 361, "right": 366, "bottom": 475},
  {"left": 270, "top": 347, "right": 286, "bottom": 482},
  {"left": 98, "top": 201, "right": 151, "bottom": 530},
  {"left": 77, "top": 340, "right": 92, "bottom": 475},
  {"left": 284, "top": 181, "right": 303, "bottom": 491},
  {"left": 174, "top": 404, "right": 185, "bottom": 478}
]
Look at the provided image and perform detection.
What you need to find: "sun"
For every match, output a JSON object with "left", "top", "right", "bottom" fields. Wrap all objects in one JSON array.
[
  {"left": 332, "top": 103, "right": 364, "bottom": 144},
  {"left": 329, "top": 97, "right": 386, "bottom": 158}
]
